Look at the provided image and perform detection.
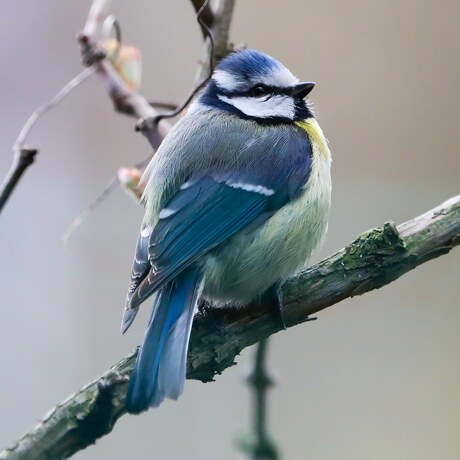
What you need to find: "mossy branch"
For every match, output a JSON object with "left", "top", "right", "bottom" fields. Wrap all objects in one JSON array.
[{"left": 1, "top": 195, "right": 458, "bottom": 459}]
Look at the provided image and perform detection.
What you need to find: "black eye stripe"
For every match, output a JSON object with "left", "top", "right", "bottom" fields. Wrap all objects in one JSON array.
[
  {"left": 217, "top": 84, "right": 290, "bottom": 98},
  {"left": 247, "top": 85, "right": 284, "bottom": 97},
  {"left": 250, "top": 85, "right": 265, "bottom": 96}
]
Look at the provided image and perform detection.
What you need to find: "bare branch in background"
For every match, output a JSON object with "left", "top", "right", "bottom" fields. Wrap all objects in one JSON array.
[
  {"left": 82, "top": 0, "right": 112, "bottom": 40},
  {"left": 190, "top": 0, "right": 214, "bottom": 38},
  {"left": 150, "top": 0, "right": 216, "bottom": 122},
  {"left": 149, "top": 0, "right": 234, "bottom": 124},
  {"left": 62, "top": 176, "right": 120, "bottom": 245},
  {"left": 13, "top": 68, "right": 96, "bottom": 153},
  {"left": 63, "top": 0, "right": 236, "bottom": 239},
  {"left": 2, "top": 195, "right": 459, "bottom": 459},
  {"left": 63, "top": 0, "right": 234, "bottom": 241},
  {"left": 0, "top": 68, "right": 95, "bottom": 214},
  {"left": 62, "top": 154, "right": 151, "bottom": 244},
  {"left": 193, "top": 0, "right": 235, "bottom": 86},
  {"left": 139, "top": 0, "right": 226, "bottom": 123},
  {"left": 239, "top": 339, "right": 280, "bottom": 460},
  {"left": 0, "top": 149, "right": 38, "bottom": 213},
  {"left": 77, "top": 22, "right": 171, "bottom": 150},
  {"left": 149, "top": 100, "right": 179, "bottom": 111}
]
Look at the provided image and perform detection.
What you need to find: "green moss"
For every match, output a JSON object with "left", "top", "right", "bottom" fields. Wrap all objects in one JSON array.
[{"left": 342, "top": 222, "right": 406, "bottom": 270}]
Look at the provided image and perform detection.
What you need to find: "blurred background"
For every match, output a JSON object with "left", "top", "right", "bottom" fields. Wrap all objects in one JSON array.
[{"left": 1, "top": 1, "right": 459, "bottom": 459}]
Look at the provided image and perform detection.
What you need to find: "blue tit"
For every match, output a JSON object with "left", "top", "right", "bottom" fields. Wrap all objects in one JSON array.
[{"left": 122, "top": 49, "right": 332, "bottom": 414}]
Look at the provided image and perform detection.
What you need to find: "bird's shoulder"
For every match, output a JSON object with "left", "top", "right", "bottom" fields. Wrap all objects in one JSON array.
[
  {"left": 142, "top": 109, "right": 314, "bottom": 220},
  {"left": 155, "top": 107, "right": 313, "bottom": 169}
]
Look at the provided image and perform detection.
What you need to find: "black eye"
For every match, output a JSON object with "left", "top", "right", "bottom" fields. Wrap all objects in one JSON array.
[{"left": 250, "top": 84, "right": 268, "bottom": 97}]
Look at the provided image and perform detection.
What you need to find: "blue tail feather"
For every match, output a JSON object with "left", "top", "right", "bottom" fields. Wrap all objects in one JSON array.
[{"left": 126, "top": 268, "right": 201, "bottom": 414}]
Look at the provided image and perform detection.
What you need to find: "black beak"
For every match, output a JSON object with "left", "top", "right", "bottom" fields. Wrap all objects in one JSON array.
[{"left": 291, "top": 81, "right": 315, "bottom": 99}]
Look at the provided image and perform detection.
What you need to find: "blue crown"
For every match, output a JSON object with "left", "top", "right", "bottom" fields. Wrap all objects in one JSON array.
[{"left": 217, "top": 49, "right": 282, "bottom": 80}]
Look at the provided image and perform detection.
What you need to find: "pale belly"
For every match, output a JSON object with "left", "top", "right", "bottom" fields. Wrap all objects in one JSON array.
[
  {"left": 201, "top": 177, "right": 331, "bottom": 305},
  {"left": 199, "top": 118, "right": 332, "bottom": 305}
]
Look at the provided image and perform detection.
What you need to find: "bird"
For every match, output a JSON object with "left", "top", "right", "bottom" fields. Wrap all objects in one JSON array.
[{"left": 121, "top": 49, "right": 332, "bottom": 414}]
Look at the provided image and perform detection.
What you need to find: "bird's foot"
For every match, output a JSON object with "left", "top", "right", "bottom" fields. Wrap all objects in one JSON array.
[
  {"left": 198, "top": 300, "right": 223, "bottom": 334},
  {"left": 260, "top": 284, "right": 288, "bottom": 330}
]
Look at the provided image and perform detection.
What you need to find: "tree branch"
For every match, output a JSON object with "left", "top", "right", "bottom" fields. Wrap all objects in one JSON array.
[
  {"left": 0, "top": 149, "right": 38, "bottom": 213},
  {"left": 193, "top": 0, "right": 235, "bottom": 86},
  {"left": 154, "top": 0, "right": 235, "bottom": 123},
  {"left": 2, "top": 195, "right": 458, "bottom": 459},
  {"left": 190, "top": 0, "right": 214, "bottom": 39},
  {"left": 0, "top": 66, "right": 95, "bottom": 215},
  {"left": 77, "top": 2, "right": 171, "bottom": 151}
]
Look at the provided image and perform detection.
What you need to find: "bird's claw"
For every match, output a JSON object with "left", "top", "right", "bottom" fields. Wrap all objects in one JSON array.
[{"left": 198, "top": 300, "right": 223, "bottom": 334}]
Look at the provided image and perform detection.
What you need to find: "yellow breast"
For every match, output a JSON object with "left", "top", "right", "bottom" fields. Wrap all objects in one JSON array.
[{"left": 295, "top": 118, "right": 332, "bottom": 163}]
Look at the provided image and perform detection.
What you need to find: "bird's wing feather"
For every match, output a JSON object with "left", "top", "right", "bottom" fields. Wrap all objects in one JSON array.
[
  {"left": 120, "top": 230, "right": 151, "bottom": 333},
  {"left": 123, "top": 120, "right": 313, "bottom": 329},
  {"left": 129, "top": 175, "right": 278, "bottom": 309}
]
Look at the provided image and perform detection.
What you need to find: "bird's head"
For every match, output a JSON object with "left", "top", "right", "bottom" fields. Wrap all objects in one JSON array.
[{"left": 198, "top": 49, "right": 315, "bottom": 124}]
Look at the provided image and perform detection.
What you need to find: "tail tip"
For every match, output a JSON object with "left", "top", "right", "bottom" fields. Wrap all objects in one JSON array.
[
  {"left": 125, "top": 388, "right": 165, "bottom": 414},
  {"left": 121, "top": 306, "right": 139, "bottom": 334}
]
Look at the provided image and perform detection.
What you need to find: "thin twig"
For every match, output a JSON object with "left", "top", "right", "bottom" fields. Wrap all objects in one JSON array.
[
  {"left": 64, "top": 0, "right": 228, "bottom": 238},
  {"left": 154, "top": 0, "right": 216, "bottom": 122},
  {"left": 62, "top": 0, "right": 170, "bottom": 240},
  {"left": 193, "top": 0, "right": 234, "bottom": 87},
  {"left": 14, "top": 68, "right": 96, "bottom": 152},
  {"left": 0, "top": 149, "right": 38, "bottom": 213},
  {"left": 62, "top": 176, "right": 119, "bottom": 245},
  {"left": 82, "top": 0, "right": 112, "bottom": 40},
  {"left": 101, "top": 15, "right": 122, "bottom": 44},
  {"left": 190, "top": 0, "right": 214, "bottom": 38},
  {"left": 149, "top": 101, "right": 178, "bottom": 111},
  {"left": 1, "top": 195, "right": 459, "bottom": 459},
  {"left": 78, "top": 5, "right": 171, "bottom": 149},
  {"left": 62, "top": 154, "right": 152, "bottom": 244},
  {"left": 0, "top": 67, "right": 96, "bottom": 215}
]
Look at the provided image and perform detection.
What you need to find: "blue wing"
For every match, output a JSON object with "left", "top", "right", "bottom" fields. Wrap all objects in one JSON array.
[
  {"left": 121, "top": 231, "right": 151, "bottom": 333},
  {"left": 129, "top": 175, "right": 281, "bottom": 308},
  {"left": 122, "top": 127, "right": 313, "bottom": 332}
]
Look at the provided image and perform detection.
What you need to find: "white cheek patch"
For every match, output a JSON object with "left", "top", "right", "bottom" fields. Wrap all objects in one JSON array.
[
  {"left": 218, "top": 94, "right": 295, "bottom": 119},
  {"left": 256, "top": 66, "right": 299, "bottom": 88},
  {"left": 213, "top": 70, "right": 246, "bottom": 91}
]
